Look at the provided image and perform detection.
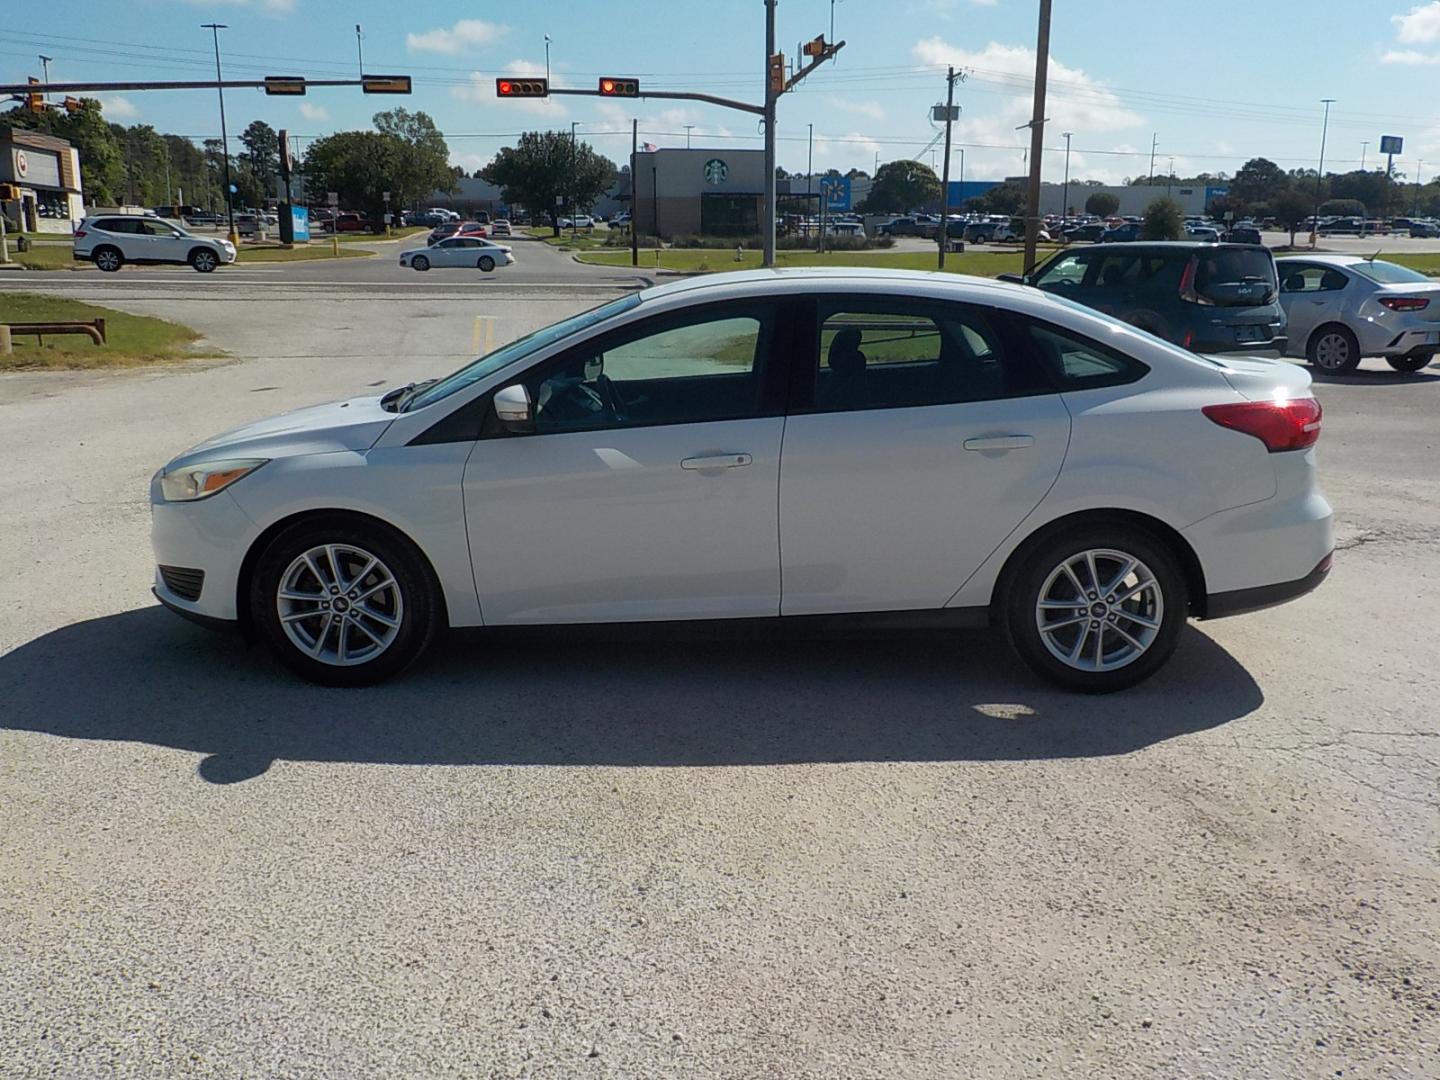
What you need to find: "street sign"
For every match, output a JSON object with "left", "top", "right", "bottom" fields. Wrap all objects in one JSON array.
[
  {"left": 382, "top": 191, "right": 390, "bottom": 201},
  {"left": 361, "top": 74, "right": 412, "bottom": 95},
  {"left": 327, "top": 191, "right": 339, "bottom": 207},
  {"left": 932, "top": 105, "right": 959, "bottom": 122},
  {"left": 1380, "top": 135, "right": 1404, "bottom": 155},
  {"left": 264, "top": 76, "right": 306, "bottom": 96}
]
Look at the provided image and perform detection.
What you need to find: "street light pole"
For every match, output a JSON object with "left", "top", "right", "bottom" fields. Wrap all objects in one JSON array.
[
  {"left": 570, "top": 120, "right": 578, "bottom": 238},
  {"left": 544, "top": 35, "right": 551, "bottom": 83},
  {"left": 1020, "top": 0, "right": 1052, "bottom": 274},
  {"left": 38, "top": 55, "right": 52, "bottom": 102},
  {"left": 1061, "top": 132, "right": 1072, "bottom": 222},
  {"left": 685, "top": 124, "right": 695, "bottom": 149},
  {"left": 1310, "top": 98, "right": 1335, "bottom": 249},
  {"left": 355, "top": 25, "right": 364, "bottom": 78},
  {"left": 937, "top": 66, "right": 957, "bottom": 270},
  {"left": 762, "top": 0, "right": 778, "bottom": 268},
  {"left": 1415, "top": 160, "right": 1424, "bottom": 216},
  {"left": 202, "top": 23, "right": 237, "bottom": 246},
  {"left": 808, "top": 122, "right": 816, "bottom": 250}
]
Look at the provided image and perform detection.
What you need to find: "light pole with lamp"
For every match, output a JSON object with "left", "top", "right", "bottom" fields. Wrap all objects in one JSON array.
[
  {"left": 1061, "top": 132, "right": 1072, "bottom": 223},
  {"left": 1309, "top": 98, "right": 1335, "bottom": 249},
  {"left": 202, "top": 23, "right": 238, "bottom": 246}
]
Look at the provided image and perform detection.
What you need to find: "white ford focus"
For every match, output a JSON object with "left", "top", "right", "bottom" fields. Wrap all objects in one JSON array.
[{"left": 151, "top": 269, "right": 1332, "bottom": 692}]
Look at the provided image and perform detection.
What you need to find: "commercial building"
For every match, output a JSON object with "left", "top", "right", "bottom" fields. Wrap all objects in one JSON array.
[
  {"left": 943, "top": 179, "right": 1225, "bottom": 217},
  {"left": 634, "top": 148, "right": 769, "bottom": 238},
  {"left": 0, "top": 127, "right": 84, "bottom": 234}
]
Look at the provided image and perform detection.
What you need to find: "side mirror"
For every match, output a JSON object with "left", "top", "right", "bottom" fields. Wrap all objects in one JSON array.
[
  {"left": 493, "top": 383, "right": 534, "bottom": 434},
  {"left": 997, "top": 272, "right": 1026, "bottom": 285}
]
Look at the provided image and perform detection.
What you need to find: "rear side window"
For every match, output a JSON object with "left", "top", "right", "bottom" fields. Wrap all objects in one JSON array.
[
  {"left": 1279, "top": 264, "right": 1348, "bottom": 293},
  {"left": 1349, "top": 259, "right": 1432, "bottom": 285},
  {"left": 97, "top": 218, "right": 140, "bottom": 234},
  {"left": 1019, "top": 319, "right": 1150, "bottom": 391}
]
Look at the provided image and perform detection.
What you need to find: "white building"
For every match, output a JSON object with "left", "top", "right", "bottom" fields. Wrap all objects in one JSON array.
[{"left": 0, "top": 127, "right": 85, "bottom": 234}]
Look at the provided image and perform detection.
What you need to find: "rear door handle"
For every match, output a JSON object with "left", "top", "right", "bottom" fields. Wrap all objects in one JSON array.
[
  {"left": 681, "top": 453, "right": 752, "bottom": 470},
  {"left": 963, "top": 435, "right": 1034, "bottom": 452}
]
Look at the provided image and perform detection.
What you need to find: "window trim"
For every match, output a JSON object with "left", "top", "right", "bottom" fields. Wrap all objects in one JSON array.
[{"left": 787, "top": 294, "right": 1056, "bottom": 415}]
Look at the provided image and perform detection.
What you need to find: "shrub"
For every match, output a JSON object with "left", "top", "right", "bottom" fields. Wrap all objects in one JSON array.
[{"left": 1142, "top": 196, "right": 1183, "bottom": 240}]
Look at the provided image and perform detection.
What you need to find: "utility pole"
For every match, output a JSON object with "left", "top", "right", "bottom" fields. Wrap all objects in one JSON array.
[
  {"left": 355, "top": 25, "right": 364, "bottom": 78},
  {"left": 202, "top": 23, "right": 237, "bottom": 246},
  {"left": 685, "top": 124, "right": 694, "bottom": 149},
  {"left": 631, "top": 118, "right": 639, "bottom": 267},
  {"left": 1061, "top": 131, "right": 1072, "bottom": 222},
  {"left": 1148, "top": 132, "right": 1158, "bottom": 186},
  {"left": 937, "top": 66, "right": 958, "bottom": 269},
  {"left": 1414, "top": 160, "right": 1424, "bottom": 216},
  {"left": 544, "top": 35, "right": 551, "bottom": 83},
  {"left": 1310, "top": 98, "right": 1334, "bottom": 248},
  {"left": 1021, "top": 0, "right": 1052, "bottom": 274},
  {"left": 1167, "top": 156, "right": 1174, "bottom": 195},
  {"left": 38, "top": 55, "right": 51, "bottom": 102},
  {"left": 570, "top": 120, "right": 578, "bottom": 238},
  {"left": 808, "top": 122, "right": 817, "bottom": 250},
  {"left": 762, "top": 0, "right": 778, "bottom": 267}
]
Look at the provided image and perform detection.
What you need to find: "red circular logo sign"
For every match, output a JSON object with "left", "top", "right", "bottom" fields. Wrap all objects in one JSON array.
[{"left": 14, "top": 150, "right": 28, "bottom": 178}]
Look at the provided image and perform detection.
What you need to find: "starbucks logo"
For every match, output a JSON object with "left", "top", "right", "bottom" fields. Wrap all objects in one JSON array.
[{"left": 703, "top": 158, "right": 728, "bottom": 186}]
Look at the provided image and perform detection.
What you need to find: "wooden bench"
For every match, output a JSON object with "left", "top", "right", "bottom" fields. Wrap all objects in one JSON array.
[{"left": 0, "top": 319, "right": 107, "bottom": 353}]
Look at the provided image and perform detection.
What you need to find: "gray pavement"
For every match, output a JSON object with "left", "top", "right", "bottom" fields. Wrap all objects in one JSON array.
[{"left": 1, "top": 269, "right": 1437, "bottom": 1078}]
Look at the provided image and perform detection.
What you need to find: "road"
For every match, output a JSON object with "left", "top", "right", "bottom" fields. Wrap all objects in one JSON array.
[{"left": 1, "top": 260, "right": 1437, "bottom": 1078}]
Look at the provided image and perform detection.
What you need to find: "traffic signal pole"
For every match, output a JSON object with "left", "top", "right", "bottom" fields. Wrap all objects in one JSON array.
[{"left": 763, "top": 0, "right": 778, "bottom": 267}]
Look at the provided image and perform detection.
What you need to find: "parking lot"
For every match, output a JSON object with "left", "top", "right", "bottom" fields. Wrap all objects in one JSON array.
[{"left": 2, "top": 243, "right": 1437, "bottom": 1077}]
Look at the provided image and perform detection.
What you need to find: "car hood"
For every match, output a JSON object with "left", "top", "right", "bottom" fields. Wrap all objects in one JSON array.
[{"left": 170, "top": 396, "right": 396, "bottom": 467}]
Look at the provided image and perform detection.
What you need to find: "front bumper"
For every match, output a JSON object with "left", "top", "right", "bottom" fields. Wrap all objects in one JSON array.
[{"left": 150, "top": 476, "right": 257, "bottom": 622}]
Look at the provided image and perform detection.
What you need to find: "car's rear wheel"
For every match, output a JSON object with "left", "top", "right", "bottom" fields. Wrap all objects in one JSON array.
[
  {"left": 1003, "top": 526, "right": 1187, "bottom": 693},
  {"left": 93, "top": 246, "right": 123, "bottom": 272},
  {"left": 411, "top": 255, "right": 430, "bottom": 271},
  {"left": 190, "top": 248, "right": 218, "bottom": 273},
  {"left": 1386, "top": 352, "right": 1433, "bottom": 372},
  {"left": 478, "top": 255, "right": 496, "bottom": 272},
  {"left": 250, "top": 518, "right": 441, "bottom": 687},
  {"left": 1307, "top": 324, "right": 1361, "bottom": 373}
]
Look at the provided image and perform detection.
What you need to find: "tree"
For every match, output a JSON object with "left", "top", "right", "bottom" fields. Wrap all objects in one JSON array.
[
  {"left": 372, "top": 108, "right": 457, "bottom": 209},
  {"left": 236, "top": 119, "right": 279, "bottom": 207},
  {"left": 1272, "top": 189, "right": 1313, "bottom": 245},
  {"left": 1141, "top": 196, "right": 1183, "bottom": 240},
  {"left": 966, "top": 182, "right": 1024, "bottom": 215},
  {"left": 303, "top": 131, "right": 402, "bottom": 226},
  {"left": 1084, "top": 191, "right": 1119, "bottom": 217},
  {"left": 856, "top": 159, "right": 940, "bottom": 213},
  {"left": 481, "top": 131, "right": 616, "bottom": 234},
  {"left": 1229, "top": 157, "right": 1289, "bottom": 209},
  {"left": 1318, "top": 198, "right": 1366, "bottom": 218}
]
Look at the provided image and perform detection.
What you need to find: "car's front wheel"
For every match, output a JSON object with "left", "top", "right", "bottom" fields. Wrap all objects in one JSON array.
[
  {"left": 411, "top": 255, "right": 430, "bottom": 271},
  {"left": 190, "top": 248, "right": 218, "bottom": 273},
  {"left": 250, "top": 517, "right": 441, "bottom": 687},
  {"left": 93, "top": 246, "right": 123, "bottom": 272},
  {"left": 1386, "top": 352, "right": 1433, "bottom": 372},
  {"left": 1003, "top": 526, "right": 1187, "bottom": 693}
]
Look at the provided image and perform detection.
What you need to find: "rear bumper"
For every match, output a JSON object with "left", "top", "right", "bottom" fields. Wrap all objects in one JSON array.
[
  {"left": 1195, "top": 335, "right": 1287, "bottom": 358},
  {"left": 1204, "top": 553, "right": 1331, "bottom": 619}
]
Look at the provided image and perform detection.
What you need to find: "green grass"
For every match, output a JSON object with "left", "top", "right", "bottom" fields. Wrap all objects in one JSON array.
[
  {"left": 578, "top": 247, "right": 1028, "bottom": 276},
  {"left": 332, "top": 226, "right": 427, "bottom": 243},
  {"left": 524, "top": 226, "right": 610, "bottom": 251},
  {"left": 0, "top": 292, "right": 222, "bottom": 370},
  {"left": 7, "top": 245, "right": 84, "bottom": 271}
]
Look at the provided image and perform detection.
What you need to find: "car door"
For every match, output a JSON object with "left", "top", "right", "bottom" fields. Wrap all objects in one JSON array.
[
  {"left": 462, "top": 299, "right": 791, "bottom": 624},
  {"left": 142, "top": 219, "right": 187, "bottom": 261},
  {"left": 431, "top": 238, "right": 470, "bottom": 267},
  {"left": 778, "top": 296, "right": 1071, "bottom": 615},
  {"left": 1278, "top": 262, "right": 1346, "bottom": 350}
]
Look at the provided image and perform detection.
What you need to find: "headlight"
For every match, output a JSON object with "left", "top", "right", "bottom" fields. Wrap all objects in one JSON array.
[{"left": 159, "top": 458, "right": 267, "bottom": 502}]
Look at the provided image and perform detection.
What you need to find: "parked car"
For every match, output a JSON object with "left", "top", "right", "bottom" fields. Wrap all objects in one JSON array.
[
  {"left": 558, "top": 215, "right": 595, "bottom": 229},
  {"left": 1318, "top": 217, "right": 1363, "bottom": 235},
  {"left": 1062, "top": 223, "right": 1106, "bottom": 243},
  {"left": 1276, "top": 254, "right": 1440, "bottom": 373},
  {"left": 1408, "top": 221, "right": 1439, "bottom": 238},
  {"left": 184, "top": 210, "right": 220, "bottom": 227},
  {"left": 400, "top": 237, "right": 514, "bottom": 272},
  {"left": 149, "top": 269, "right": 1331, "bottom": 693},
  {"left": 1100, "top": 223, "right": 1143, "bottom": 243},
  {"left": 963, "top": 220, "right": 1016, "bottom": 243},
  {"left": 876, "top": 216, "right": 934, "bottom": 238},
  {"left": 1184, "top": 224, "right": 1222, "bottom": 242},
  {"left": 1006, "top": 241, "right": 1286, "bottom": 355},
  {"left": 491, "top": 219, "right": 512, "bottom": 237},
  {"left": 404, "top": 210, "right": 447, "bottom": 228},
  {"left": 73, "top": 213, "right": 236, "bottom": 273},
  {"left": 1223, "top": 226, "right": 1263, "bottom": 246},
  {"left": 428, "top": 222, "right": 462, "bottom": 244}
]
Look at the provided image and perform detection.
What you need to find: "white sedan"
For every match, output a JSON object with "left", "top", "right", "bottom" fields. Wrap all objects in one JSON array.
[
  {"left": 400, "top": 237, "right": 514, "bottom": 272},
  {"left": 149, "top": 269, "right": 1332, "bottom": 691}
]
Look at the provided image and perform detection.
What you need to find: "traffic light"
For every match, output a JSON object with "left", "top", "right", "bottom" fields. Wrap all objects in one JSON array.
[
  {"left": 361, "top": 74, "right": 412, "bottom": 94},
  {"left": 496, "top": 77, "right": 549, "bottom": 97},
  {"left": 768, "top": 53, "right": 786, "bottom": 95},
  {"left": 803, "top": 35, "right": 828, "bottom": 58},
  {"left": 27, "top": 76, "right": 43, "bottom": 114},
  {"left": 598, "top": 77, "right": 639, "bottom": 97},
  {"left": 63, "top": 96, "right": 83, "bottom": 114},
  {"left": 264, "top": 76, "right": 307, "bottom": 96}
]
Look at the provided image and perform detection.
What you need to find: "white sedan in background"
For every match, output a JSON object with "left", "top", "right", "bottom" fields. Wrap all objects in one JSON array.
[
  {"left": 149, "top": 269, "right": 1332, "bottom": 692},
  {"left": 400, "top": 236, "right": 514, "bottom": 273}
]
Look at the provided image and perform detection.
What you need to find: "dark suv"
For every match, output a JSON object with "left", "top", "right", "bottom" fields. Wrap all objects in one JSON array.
[{"left": 1002, "top": 242, "right": 1286, "bottom": 355}]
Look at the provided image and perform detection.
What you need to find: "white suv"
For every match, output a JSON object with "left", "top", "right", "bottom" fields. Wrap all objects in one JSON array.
[{"left": 74, "top": 214, "right": 236, "bottom": 273}]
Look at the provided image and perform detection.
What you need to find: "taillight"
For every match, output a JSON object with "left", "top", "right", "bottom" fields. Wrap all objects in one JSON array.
[
  {"left": 1378, "top": 296, "right": 1430, "bottom": 312},
  {"left": 1203, "top": 398, "right": 1322, "bottom": 453},
  {"left": 73, "top": 229, "right": 86, "bottom": 238},
  {"left": 1178, "top": 257, "right": 1214, "bottom": 306}
]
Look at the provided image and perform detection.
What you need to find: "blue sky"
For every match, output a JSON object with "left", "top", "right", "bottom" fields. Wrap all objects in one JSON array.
[{"left": 5, "top": 1, "right": 1440, "bottom": 185}]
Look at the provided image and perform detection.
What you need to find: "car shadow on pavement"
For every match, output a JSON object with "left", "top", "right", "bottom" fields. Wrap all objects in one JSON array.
[{"left": 0, "top": 606, "right": 1263, "bottom": 784}]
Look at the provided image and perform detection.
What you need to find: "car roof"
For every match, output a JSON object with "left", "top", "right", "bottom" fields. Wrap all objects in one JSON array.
[{"left": 1273, "top": 253, "right": 1379, "bottom": 266}]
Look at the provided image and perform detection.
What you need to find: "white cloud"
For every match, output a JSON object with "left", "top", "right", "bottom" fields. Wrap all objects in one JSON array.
[
  {"left": 1392, "top": 2, "right": 1440, "bottom": 43},
  {"left": 454, "top": 60, "right": 565, "bottom": 117},
  {"left": 1381, "top": 47, "right": 1440, "bottom": 63},
  {"left": 827, "top": 96, "right": 885, "bottom": 121},
  {"left": 407, "top": 18, "right": 506, "bottom": 55},
  {"left": 297, "top": 102, "right": 329, "bottom": 121},
  {"left": 177, "top": 0, "right": 295, "bottom": 13},
  {"left": 451, "top": 152, "right": 494, "bottom": 177},
  {"left": 94, "top": 95, "right": 138, "bottom": 119}
]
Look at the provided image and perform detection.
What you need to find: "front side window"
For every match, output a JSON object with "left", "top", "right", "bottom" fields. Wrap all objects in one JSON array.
[
  {"left": 808, "top": 299, "right": 1047, "bottom": 412},
  {"left": 1033, "top": 252, "right": 1090, "bottom": 287},
  {"left": 527, "top": 308, "right": 771, "bottom": 433}
]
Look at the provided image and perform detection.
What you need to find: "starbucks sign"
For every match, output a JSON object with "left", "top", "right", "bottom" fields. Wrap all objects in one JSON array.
[{"left": 703, "top": 158, "right": 728, "bottom": 186}]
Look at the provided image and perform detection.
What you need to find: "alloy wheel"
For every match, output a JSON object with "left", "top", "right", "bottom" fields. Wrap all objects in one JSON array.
[
  {"left": 95, "top": 249, "right": 120, "bottom": 271},
  {"left": 276, "top": 543, "right": 404, "bottom": 667},
  {"left": 193, "top": 251, "right": 217, "bottom": 272},
  {"left": 1034, "top": 548, "right": 1164, "bottom": 673}
]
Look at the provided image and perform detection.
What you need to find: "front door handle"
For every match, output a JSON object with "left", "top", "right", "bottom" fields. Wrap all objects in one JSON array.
[
  {"left": 681, "top": 453, "right": 752, "bottom": 471},
  {"left": 963, "top": 435, "right": 1034, "bottom": 452}
]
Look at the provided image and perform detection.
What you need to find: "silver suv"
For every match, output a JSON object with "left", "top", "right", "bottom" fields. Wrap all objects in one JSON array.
[{"left": 73, "top": 214, "right": 236, "bottom": 273}]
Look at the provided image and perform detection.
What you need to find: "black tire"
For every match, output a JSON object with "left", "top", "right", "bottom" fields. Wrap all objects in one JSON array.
[
  {"left": 478, "top": 255, "right": 496, "bottom": 272},
  {"left": 249, "top": 516, "right": 441, "bottom": 687},
  {"left": 93, "top": 246, "right": 123, "bottom": 272},
  {"left": 1306, "top": 324, "right": 1362, "bottom": 374},
  {"left": 1002, "top": 525, "right": 1188, "bottom": 694},
  {"left": 1386, "top": 352, "right": 1433, "bottom": 372},
  {"left": 411, "top": 255, "right": 430, "bottom": 271},
  {"left": 190, "top": 248, "right": 218, "bottom": 273}
]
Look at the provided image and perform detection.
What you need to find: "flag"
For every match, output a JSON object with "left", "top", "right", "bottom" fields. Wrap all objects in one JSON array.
[{"left": 641, "top": 142, "right": 658, "bottom": 153}]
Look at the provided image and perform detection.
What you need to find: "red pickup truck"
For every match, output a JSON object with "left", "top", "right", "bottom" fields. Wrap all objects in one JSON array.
[{"left": 321, "top": 212, "right": 373, "bottom": 233}]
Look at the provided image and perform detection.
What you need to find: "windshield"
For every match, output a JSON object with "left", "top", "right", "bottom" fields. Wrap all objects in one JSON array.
[
  {"left": 402, "top": 293, "right": 642, "bottom": 412},
  {"left": 1349, "top": 259, "right": 1432, "bottom": 285}
]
